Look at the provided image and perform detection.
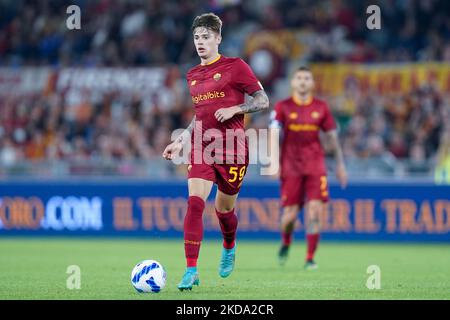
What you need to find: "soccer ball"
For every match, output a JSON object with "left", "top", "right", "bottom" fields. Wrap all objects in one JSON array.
[{"left": 131, "top": 260, "right": 167, "bottom": 293}]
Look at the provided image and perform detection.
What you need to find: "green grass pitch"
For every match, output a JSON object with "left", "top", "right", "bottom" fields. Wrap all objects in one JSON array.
[{"left": 0, "top": 238, "right": 448, "bottom": 299}]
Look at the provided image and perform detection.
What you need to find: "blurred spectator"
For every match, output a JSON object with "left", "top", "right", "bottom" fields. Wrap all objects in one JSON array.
[
  {"left": 434, "top": 129, "right": 450, "bottom": 184},
  {"left": 407, "top": 143, "right": 430, "bottom": 174},
  {"left": 0, "top": 137, "right": 21, "bottom": 167},
  {"left": 388, "top": 132, "right": 408, "bottom": 159}
]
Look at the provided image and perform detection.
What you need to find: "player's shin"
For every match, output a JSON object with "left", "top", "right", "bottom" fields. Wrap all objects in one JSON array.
[
  {"left": 281, "top": 221, "right": 295, "bottom": 247},
  {"left": 280, "top": 206, "right": 297, "bottom": 247},
  {"left": 305, "top": 203, "right": 321, "bottom": 262},
  {"left": 278, "top": 206, "right": 297, "bottom": 265},
  {"left": 215, "top": 208, "right": 238, "bottom": 249},
  {"left": 306, "top": 232, "right": 320, "bottom": 261},
  {"left": 184, "top": 196, "right": 206, "bottom": 268}
]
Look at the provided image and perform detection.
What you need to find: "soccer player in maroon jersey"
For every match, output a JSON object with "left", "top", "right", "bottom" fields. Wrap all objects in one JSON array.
[
  {"left": 269, "top": 66, "right": 347, "bottom": 270},
  {"left": 162, "top": 13, "right": 269, "bottom": 290}
]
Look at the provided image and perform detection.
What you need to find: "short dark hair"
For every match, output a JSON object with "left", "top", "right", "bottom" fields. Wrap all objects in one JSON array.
[
  {"left": 191, "top": 13, "right": 222, "bottom": 35},
  {"left": 296, "top": 66, "right": 311, "bottom": 73}
]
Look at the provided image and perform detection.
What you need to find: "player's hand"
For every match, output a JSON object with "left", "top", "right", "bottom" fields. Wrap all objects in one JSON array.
[
  {"left": 336, "top": 163, "right": 348, "bottom": 189},
  {"left": 214, "top": 106, "right": 239, "bottom": 123},
  {"left": 162, "top": 141, "right": 182, "bottom": 160}
]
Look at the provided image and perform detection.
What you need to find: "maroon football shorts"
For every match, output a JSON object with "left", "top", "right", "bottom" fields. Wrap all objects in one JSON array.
[
  {"left": 280, "top": 175, "right": 329, "bottom": 207},
  {"left": 188, "top": 162, "right": 248, "bottom": 195}
]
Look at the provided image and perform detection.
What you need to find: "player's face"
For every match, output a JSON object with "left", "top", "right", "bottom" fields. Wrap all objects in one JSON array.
[
  {"left": 193, "top": 27, "right": 221, "bottom": 59},
  {"left": 291, "top": 70, "right": 314, "bottom": 95}
]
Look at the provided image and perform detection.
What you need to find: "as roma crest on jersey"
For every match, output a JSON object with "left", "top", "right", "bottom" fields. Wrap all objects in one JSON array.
[
  {"left": 311, "top": 111, "right": 320, "bottom": 119},
  {"left": 213, "top": 73, "right": 221, "bottom": 81}
]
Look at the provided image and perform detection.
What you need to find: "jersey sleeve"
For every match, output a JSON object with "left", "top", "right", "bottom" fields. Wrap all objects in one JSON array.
[
  {"left": 320, "top": 102, "right": 337, "bottom": 132},
  {"left": 186, "top": 69, "right": 195, "bottom": 85},
  {"left": 269, "top": 101, "right": 284, "bottom": 128},
  {"left": 185, "top": 70, "right": 192, "bottom": 88},
  {"left": 232, "top": 58, "right": 263, "bottom": 95}
]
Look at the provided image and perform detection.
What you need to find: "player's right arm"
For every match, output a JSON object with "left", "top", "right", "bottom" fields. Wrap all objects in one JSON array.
[
  {"left": 268, "top": 102, "right": 284, "bottom": 178},
  {"left": 320, "top": 102, "right": 348, "bottom": 188},
  {"left": 324, "top": 129, "right": 347, "bottom": 188},
  {"left": 162, "top": 115, "right": 195, "bottom": 160}
]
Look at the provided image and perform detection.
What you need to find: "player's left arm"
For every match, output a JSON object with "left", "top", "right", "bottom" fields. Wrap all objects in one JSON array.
[
  {"left": 214, "top": 90, "right": 269, "bottom": 122},
  {"left": 215, "top": 58, "right": 269, "bottom": 123},
  {"left": 324, "top": 129, "right": 348, "bottom": 189},
  {"left": 235, "top": 90, "right": 270, "bottom": 114}
]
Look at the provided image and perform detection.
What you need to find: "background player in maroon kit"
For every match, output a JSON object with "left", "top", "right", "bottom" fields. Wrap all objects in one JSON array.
[
  {"left": 162, "top": 13, "right": 269, "bottom": 290},
  {"left": 269, "top": 66, "right": 347, "bottom": 270}
]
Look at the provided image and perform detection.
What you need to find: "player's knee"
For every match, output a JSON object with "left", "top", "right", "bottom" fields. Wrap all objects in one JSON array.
[
  {"left": 307, "top": 221, "right": 320, "bottom": 234},
  {"left": 307, "top": 213, "right": 321, "bottom": 232},
  {"left": 215, "top": 191, "right": 238, "bottom": 213},
  {"left": 187, "top": 196, "right": 205, "bottom": 217},
  {"left": 215, "top": 199, "right": 235, "bottom": 213},
  {"left": 282, "top": 206, "right": 298, "bottom": 222},
  {"left": 307, "top": 201, "right": 321, "bottom": 215},
  {"left": 216, "top": 205, "right": 234, "bottom": 213},
  {"left": 189, "top": 190, "right": 208, "bottom": 200},
  {"left": 307, "top": 208, "right": 320, "bottom": 222},
  {"left": 306, "top": 203, "right": 321, "bottom": 224},
  {"left": 287, "top": 205, "right": 299, "bottom": 214},
  {"left": 307, "top": 211, "right": 320, "bottom": 223}
]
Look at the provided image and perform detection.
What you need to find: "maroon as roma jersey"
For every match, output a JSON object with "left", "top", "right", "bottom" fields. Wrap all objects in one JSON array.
[
  {"left": 186, "top": 55, "right": 262, "bottom": 164},
  {"left": 273, "top": 96, "right": 336, "bottom": 177}
]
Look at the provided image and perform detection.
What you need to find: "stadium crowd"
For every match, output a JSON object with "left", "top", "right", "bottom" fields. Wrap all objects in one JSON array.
[
  {"left": 1, "top": 0, "right": 449, "bottom": 67},
  {"left": 0, "top": 0, "right": 449, "bottom": 177},
  {"left": 1, "top": 78, "right": 448, "bottom": 177}
]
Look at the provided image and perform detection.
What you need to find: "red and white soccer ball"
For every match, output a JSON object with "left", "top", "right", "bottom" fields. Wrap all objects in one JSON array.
[{"left": 131, "top": 260, "right": 167, "bottom": 293}]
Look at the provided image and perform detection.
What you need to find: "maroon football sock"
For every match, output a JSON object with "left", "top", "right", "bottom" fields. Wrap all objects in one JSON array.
[
  {"left": 216, "top": 208, "right": 238, "bottom": 249},
  {"left": 184, "top": 196, "right": 205, "bottom": 268},
  {"left": 282, "top": 232, "right": 292, "bottom": 246},
  {"left": 306, "top": 233, "right": 320, "bottom": 261}
]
